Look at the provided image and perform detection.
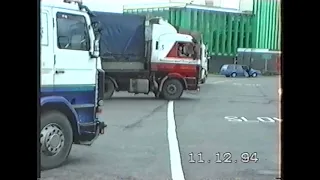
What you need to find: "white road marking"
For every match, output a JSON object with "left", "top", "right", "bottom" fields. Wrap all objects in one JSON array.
[
  {"left": 225, "top": 116, "right": 281, "bottom": 123},
  {"left": 167, "top": 101, "right": 185, "bottom": 180},
  {"left": 233, "top": 83, "right": 261, "bottom": 86},
  {"left": 213, "top": 80, "right": 229, "bottom": 84}
]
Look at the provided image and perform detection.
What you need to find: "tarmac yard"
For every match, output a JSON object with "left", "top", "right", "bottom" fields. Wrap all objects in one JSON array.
[{"left": 42, "top": 76, "right": 281, "bottom": 180}]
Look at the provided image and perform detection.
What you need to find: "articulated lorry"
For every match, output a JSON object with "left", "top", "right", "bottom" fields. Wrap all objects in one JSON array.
[
  {"left": 91, "top": 13, "right": 202, "bottom": 100},
  {"left": 40, "top": 0, "right": 106, "bottom": 170}
]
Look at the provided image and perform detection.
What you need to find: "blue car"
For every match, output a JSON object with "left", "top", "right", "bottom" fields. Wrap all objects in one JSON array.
[{"left": 220, "top": 64, "right": 261, "bottom": 77}]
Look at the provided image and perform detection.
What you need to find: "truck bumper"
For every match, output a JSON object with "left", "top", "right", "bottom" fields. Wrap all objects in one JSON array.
[
  {"left": 77, "top": 120, "right": 107, "bottom": 146},
  {"left": 97, "top": 120, "right": 107, "bottom": 135},
  {"left": 186, "top": 86, "right": 200, "bottom": 94},
  {"left": 185, "top": 77, "right": 200, "bottom": 92}
]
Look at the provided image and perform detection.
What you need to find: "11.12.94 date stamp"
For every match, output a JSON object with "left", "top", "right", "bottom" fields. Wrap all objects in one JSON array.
[{"left": 188, "top": 152, "right": 259, "bottom": 164}]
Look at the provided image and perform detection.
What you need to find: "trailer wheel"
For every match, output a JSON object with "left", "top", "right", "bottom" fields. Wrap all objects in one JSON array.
[
  {"left": 104, "top": 78, "right": 115, "bottom": 99},
  {"left": 40, "top": 111, "right": 73, "bottom": 170},
  {"left": 162, "top": 79, "right": 183, "bottom": 100}
]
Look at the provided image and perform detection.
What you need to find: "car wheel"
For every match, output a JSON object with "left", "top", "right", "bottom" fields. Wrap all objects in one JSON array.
[
  {"left": 231, "top": 72, "right": 237, "bottom": 77},
  {"left": 251, "top": 72, "right": 257, "bottom": 77}
]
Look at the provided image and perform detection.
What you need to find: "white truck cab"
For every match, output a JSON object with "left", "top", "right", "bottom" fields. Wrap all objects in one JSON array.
[
  {"left": 40, "top": 0, "right": 105, "bottom": 170},
  {"left": 149, "top": 18, "right": 201, "bottom": 64}
]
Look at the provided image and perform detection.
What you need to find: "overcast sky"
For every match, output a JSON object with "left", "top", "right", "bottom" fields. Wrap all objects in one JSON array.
[
  {"left": 83, "top": 0, "right": 240, "bottom": 7},
  {"left": 43, "top": 0, "right": 246, "bottom": 13},
  {"left": 82, "top": 0, "right": 242, "bottom": 12}
]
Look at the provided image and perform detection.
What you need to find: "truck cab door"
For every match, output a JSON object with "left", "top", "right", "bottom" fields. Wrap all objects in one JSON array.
[
  {"left": 41, "top": 9, "right": 55, "bottom": 88},
  {"left": 52, "top": 9, "right": 97, "bottom": 128}
]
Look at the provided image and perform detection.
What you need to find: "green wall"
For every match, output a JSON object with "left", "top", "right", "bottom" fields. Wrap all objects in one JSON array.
[
  {"left": 253, "top": 0, "right": 281, "bottom": 50},
  {"left": 124, "top": 1, "right": 281, "bottom": 55}
]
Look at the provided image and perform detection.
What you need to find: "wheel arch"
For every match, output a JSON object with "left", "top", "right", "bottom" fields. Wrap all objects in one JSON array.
[
  {"left": 41, "top": 96, "right": 80, "bottom": 143},
  {"left": 159, "top": 73, "right": 187, "bottom": 91},
  {"left": 105, "top": 75, "right": 118, "bottom": 89}
]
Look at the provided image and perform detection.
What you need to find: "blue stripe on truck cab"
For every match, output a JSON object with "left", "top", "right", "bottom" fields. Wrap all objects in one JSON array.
[{"left": 40, "top": 84, "right": 96, "bottom": 124}]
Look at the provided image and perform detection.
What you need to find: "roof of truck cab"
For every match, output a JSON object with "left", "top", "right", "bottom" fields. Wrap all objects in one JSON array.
[{"left": 41, "top": 1, "right": 80, "bottom": 11}]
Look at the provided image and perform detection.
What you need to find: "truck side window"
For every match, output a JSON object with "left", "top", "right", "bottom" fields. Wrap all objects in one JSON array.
[
  {"left": 56, "top": 12, "right": 89, "bottom": 51},
  {"left": 178, "top": 43, "right": 192, "bottom": 57}
]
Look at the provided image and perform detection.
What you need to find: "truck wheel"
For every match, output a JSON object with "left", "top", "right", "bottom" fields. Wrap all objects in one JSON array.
[
  {"left": 104, "top": 78, "right": 115, "bottom": 99},
  {"left": 40, "top": 111, "right": 73, "bottom": 170},
  {"left": 203, "top": 78, "right": 206, "bottom": 84},
  {"left": 201, "top": 77, "right": 206, "bottom": 84},
  {"left": 162, "top": 79, "right": 183, "bottom": 100}
]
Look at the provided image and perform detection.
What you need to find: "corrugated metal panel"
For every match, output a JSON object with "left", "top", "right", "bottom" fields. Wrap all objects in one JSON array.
[
  {"left": 253, "top": 0, "right": 281, "bottom": 50},
  {"left": 124, "top": 6, "right": 254, "bottom": 56}
]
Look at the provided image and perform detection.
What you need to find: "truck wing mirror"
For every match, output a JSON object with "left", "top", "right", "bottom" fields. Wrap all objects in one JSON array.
[
  {"left": 90, "top": 39, "right": 100, "bottom": 58},
  {"left": 92, "top": 21, "right": 102, "bottom": 33}
]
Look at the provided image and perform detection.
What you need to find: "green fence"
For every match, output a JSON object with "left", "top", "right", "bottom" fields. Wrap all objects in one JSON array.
[
  {"left": 125, "top": 7, "right": 253, "bottom": 56},
  {"left": 253, "top": 0, "right": 281, "bottom": 50},
  {"left": 124, "top": 1, "right": 281, "bottom": 55}
]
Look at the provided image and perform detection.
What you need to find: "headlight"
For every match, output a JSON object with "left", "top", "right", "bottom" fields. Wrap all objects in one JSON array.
[{"left": 98, "top": 100, "right": 104, "bottom": 106}]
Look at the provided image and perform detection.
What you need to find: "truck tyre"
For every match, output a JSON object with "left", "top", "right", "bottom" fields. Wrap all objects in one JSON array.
[
  {"left": 201, "top": 78, "right": 206, "bottom": 84},
  {"left": 104, "top": 78, "right": 115, "bottom": 99},
  {"left": 40, "top": 111, "right": 73, "bottom": 170},
  {"left": 162, "top": 79, "right": 183, "bottom": 100},
  {"left": 200, "top": 75, "right": 206, "bottom": 84}
]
